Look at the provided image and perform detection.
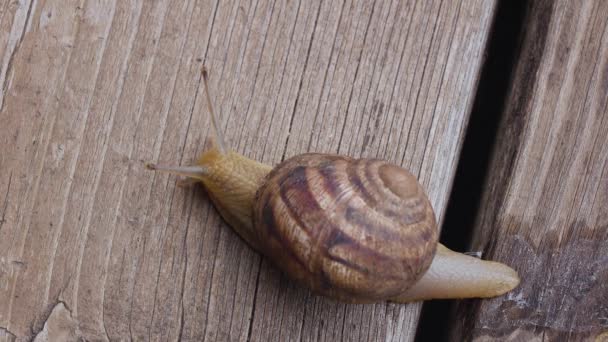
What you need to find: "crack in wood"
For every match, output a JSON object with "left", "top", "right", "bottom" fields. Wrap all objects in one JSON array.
[
  {"left": 0, "top": 0, "right": 35, "bottom": 113},
  {"left": 0, "top": 172, "right": 12, "bottom": 232},
  {"left": 0, "top": 326, "right": 16, "bottom": 339},
  {"left": 32, "top": 301, "right": 78, "bottom": 342}
]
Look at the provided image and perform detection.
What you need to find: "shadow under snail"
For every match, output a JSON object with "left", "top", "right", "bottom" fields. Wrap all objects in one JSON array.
[{"left": 146, "top": 67, "right": 519, "bottom": 303}]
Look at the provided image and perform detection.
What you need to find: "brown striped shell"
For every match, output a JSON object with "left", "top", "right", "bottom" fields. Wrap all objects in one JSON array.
[{"left": 253, "top": 153, "right": 438, "bottom": 303}]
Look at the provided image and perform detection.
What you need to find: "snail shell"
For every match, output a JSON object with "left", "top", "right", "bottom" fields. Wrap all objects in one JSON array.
[{"left": 254, "top": 153, "right": 438, "bottom": 303}]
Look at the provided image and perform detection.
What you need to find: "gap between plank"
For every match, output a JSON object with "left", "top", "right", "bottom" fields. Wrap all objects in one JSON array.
[{"left": 415, "top": 1, "right": 529, "bottom": 341}]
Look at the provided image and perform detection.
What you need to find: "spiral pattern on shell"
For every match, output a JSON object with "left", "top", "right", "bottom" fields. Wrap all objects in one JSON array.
[{"left": 253, "top": 153, "right": 438, "bottom": 303}]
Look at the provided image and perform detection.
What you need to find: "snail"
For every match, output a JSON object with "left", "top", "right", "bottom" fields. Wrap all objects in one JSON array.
[{"left": 146, "top": 67, "right": 519, "bottom": 303}]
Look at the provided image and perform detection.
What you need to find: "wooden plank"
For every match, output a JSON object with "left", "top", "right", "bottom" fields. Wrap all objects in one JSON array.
[
  {"left": 451, "top": 0, "right": 608, "bottom": 341},
  {"left": 0, "top": 0, "right": 496, "bottom": 341}
]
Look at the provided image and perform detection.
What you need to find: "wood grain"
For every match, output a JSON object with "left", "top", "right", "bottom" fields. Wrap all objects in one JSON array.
[
  {"left": 0, "top": 0, "right": 496, "bottom": 341},
  {"left": 452, "top": 0, "right": 608, "bottom": 341}
]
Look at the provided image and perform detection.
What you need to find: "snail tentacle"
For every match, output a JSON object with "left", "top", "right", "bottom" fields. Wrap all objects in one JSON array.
[{"left": 145, "top": 164, "right": 208, "bottom": 179}]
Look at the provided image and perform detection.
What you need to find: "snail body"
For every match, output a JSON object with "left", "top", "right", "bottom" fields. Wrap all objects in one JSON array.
[{"left": 146, "top": 68, "right": 519, "bottom": 303}]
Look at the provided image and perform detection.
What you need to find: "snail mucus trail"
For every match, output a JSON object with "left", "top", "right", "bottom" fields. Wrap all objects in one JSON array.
[{"left": 146, "top": 67, "right": 519, "bottom": 303}]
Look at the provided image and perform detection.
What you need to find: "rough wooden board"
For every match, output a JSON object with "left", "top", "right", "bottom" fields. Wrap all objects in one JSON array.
[
  {"left": 0, "top": 0, "right": 496, "bottom": 341},
  {"left": 451, "top": 0, "right": 608, "bottom": 341}
]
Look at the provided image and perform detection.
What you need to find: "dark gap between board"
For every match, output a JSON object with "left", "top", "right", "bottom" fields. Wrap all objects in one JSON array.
[{"left": 415, "top": 1, "right": 529, "bottom": 341}]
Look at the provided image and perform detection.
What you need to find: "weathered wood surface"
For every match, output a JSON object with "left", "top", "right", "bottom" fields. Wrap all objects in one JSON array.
[
  {"left": 0, "top": 0, "right": 496, "bottom": 341},
  {"left": 452, "top": 0, "right": 608, "bottom": 341}
]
